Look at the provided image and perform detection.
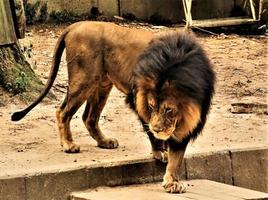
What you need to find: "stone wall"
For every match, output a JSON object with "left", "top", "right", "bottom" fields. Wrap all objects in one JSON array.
[{"left": 24, "top": 0, "right": 258, "bottom": 24}]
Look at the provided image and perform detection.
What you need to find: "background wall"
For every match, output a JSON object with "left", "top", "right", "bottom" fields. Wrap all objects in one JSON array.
[{"left": 23, "top": 0, "right": 265, "bottom": 24}]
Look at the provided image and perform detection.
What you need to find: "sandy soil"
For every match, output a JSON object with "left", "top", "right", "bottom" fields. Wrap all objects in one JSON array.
[{"left": 0, "top": 23, "right": 267, "bottom": 176}]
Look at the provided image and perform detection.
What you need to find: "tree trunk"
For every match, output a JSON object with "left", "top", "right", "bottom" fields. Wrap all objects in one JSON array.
[
  {"left": 0, "top": 43, "right": 43, "bottom": 103},
  {"left": 0, "top": 0, "right": 43, "bottom": 105}
]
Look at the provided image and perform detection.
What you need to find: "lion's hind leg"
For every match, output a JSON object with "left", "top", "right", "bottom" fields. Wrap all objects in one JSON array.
[
  {"left": 82, "top": 77, "right": 119, "bottom": 149},
  {"left": 56, "top": 95, "right": 83, "bottom": 153},
  {"left": 56, "top": 85, "right": 89, "bottom": 153}
]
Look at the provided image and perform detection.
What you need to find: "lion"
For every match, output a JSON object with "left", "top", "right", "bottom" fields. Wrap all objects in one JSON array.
[{"left": 12, "top": 21, "right": 215, "bottom": 193}]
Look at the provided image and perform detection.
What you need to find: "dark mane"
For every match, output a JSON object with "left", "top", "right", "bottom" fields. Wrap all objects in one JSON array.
[{"left": 132, "top": 31, "right": 215, "bottom": 140}]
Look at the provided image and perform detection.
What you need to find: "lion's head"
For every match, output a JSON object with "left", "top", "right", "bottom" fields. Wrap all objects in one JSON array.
[
  {"left": 135, "top": 78, "right": 201, "bottom": 141},
  {"left": 130, "top": 32, "right": 215, "bottom": 142}
]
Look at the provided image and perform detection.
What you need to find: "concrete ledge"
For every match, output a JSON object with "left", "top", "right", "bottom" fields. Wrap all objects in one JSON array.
[
  {"left": 0, "top": 177, "right": 26, "bottom": 200},
  {"left": 0, "top": 147, "right": 267, "bottom": 200},
  {"left": 231, "top": 147, "right": 268, "bottom": 192},
  {"left": 185, "top": 150, "right": 233, "bottom": 184}
]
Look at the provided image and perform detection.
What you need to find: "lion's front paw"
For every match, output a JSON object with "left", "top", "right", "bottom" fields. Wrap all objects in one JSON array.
[
  {"left": 98, "top": 138, "right": 119, "bottom": 149},
  {"left": 62, "top": 142, "right": 80, "bottom": 153},
  {"left": 162, "top": 181, "right": 187, "bottom": 193},
  {"left": 152, "top": 150, "right": 168, "bottom": 163}
]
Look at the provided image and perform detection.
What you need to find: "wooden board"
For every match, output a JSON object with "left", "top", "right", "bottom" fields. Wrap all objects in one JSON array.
[
  {"left": 71, "top": 179, "right": 268, "bottom": 200},
  {"left": 0, "top": 0, "right": 17, "bottom": 46},
  {"left": 191, "top": 17, "right": 259, "bottom": 28}
]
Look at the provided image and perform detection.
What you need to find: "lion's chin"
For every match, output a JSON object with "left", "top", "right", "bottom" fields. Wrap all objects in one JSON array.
[{"left": 152, "top": 132, "right": 171, "bottom": 141}]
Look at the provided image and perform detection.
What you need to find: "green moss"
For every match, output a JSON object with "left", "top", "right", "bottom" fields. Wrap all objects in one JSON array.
[
  {"left": 3, "top": 70, "right": 28, "bottom": 94},
  {"left": 0, "top": 44, "right": 44, "bottom": 102}
]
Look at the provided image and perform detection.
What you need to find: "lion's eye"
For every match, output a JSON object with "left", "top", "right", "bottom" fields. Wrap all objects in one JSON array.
[{"left": 148, "top": 103, "right": 154, "bottom": 111}]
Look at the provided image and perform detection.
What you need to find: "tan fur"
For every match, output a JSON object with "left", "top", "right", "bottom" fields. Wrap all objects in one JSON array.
[
  {"left": 136, "top": 90, "right": 150, "bottom": 122},
  {"left": 14, "top": 22, "right": 205, "bottom": 193},
  {"left": 174, "top": 101, "right": 201, "bottom": 141},
  {"left": 135, "top": 77, "right": 156, "bottom": 122},
  {"left": 54, "top": 22, "right": 154, "bottom": 152}
]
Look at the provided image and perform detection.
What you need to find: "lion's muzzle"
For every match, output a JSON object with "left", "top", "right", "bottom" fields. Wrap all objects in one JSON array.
[{"left": 149, "top": 124, "right": 173, "bottom": 141}]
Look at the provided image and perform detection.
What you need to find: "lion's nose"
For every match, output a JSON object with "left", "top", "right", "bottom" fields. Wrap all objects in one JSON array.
[{"left": 152, "top": 126, "right": 164, "bottom": 133}]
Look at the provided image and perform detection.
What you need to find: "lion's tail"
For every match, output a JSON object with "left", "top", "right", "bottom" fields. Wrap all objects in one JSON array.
[{"left": 11, "top": 29, "right": 68, "bottom": 121}]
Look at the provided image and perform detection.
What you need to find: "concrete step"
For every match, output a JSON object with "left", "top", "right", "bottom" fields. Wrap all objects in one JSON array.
[
  {"left": 1, "top": 147, "right": 267, "bottom": 200},
  {"left": 71, "top": 179, "right": 268, "bottom": 200}
]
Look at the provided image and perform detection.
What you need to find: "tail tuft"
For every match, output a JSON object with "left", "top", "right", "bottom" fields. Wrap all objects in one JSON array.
[{"left": 11, "top": 111, "right": 27, "bottom": 121}]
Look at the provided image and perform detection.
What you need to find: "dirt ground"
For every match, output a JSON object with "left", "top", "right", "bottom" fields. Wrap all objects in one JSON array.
[{"left": 0, "top": 23, "right": 267, "bottom": 176}]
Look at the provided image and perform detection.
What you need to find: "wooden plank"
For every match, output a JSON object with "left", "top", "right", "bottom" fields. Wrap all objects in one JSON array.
[
  {"left": 71, "top": 180, "right": 268, "bottom": 200},
  {"left": 230, "top": 102, "right": 267, "bottom": 114},
  {"left": 190, "top": 180, "right": 268, "bottom": 200},
  {"left": 182, "top": 191, "right": 239, "bottom": 200},
  {"left": 191, "top": 17, "right": 259, "bottom": 28},
  {"left": 259, "top": 0, "right": 264, "bottom": 20},
  {"left": 73, "top": 184, "right": 191, "bottom": 200},
  {"left": 0, "top": 0, "right": 17, "bottom": 46},
  {"left": 249, "top": 0, "right": 256, "bottom": 20}
]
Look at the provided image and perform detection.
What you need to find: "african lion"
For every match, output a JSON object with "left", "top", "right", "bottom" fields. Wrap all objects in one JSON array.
[{"left": 12, "top": 21, "right": 215, "bottom": 193}]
